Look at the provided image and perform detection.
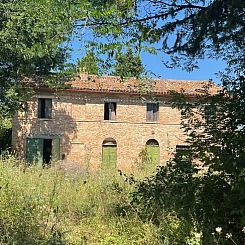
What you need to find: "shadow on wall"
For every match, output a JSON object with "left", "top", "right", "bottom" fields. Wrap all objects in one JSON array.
[{"left": 13, "top": 94, "right": 78, "bottom": 163}]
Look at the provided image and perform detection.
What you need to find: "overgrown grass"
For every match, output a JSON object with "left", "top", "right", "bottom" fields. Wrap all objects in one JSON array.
[
  {"left": 1, "top": 154, "right": 212, "bottom": 244},
  {"left": 0, "top": 156, "right": 160, "bottom": 245}
]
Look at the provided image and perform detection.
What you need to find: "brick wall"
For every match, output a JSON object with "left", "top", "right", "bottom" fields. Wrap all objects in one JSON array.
[{"left": 12, "top": 91, "right": 186, "bottom": 170}]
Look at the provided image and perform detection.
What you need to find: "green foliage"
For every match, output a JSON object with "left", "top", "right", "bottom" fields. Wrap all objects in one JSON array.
[
  {"left": 0, "top": 0, "right": 77, "bottom": 133},
  {"left": 90, "top": 1, "right": 245, "bottom": 243},
  {"left": 132, "top": 73, "right": 245, "bottom": 243},
  {"left": 0, "top": 0, "right": 79, "bottom": 71},
  {"left": 87, "top": 0, "right": 244, "bottom": 69},
  {"left": 132, "top": 154, "right": 245, "bottom": 244},
  {"left": 170, "top": 72, "right": 245, "bottom": 243},
  {"left": 0, "top": 0, "right": 141, "bottom": 136},
  {"left": 77, "top": 51, "right": 101, "bottom": 75},
  {"left": 0, "top": 157, "right": 160, "bottom": 244},
  {"left": 112, "top": 48, "right": 144, "bottom": 78}
]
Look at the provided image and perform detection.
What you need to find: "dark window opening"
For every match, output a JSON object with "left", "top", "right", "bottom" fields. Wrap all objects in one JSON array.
[
  {"left": 104, "top": 102, "right": 117, "bottom": 120},
  {"left": 43, "top": 139, "right": 52, "bottom": 164},
  {"left": 204, "top": 104, "right": 216, "bottom": 123},
  {"left": 146, "top": 103, "right": 159, "bottom": 122},
  {"left": 146, "top": 139, "right": 159, "bottom": 146},
  {"left": 175, "top": 145, "right": 191, "bottom": 161},
  {"left": 38, "top": 98, "right": 52, "bottom": 118}
]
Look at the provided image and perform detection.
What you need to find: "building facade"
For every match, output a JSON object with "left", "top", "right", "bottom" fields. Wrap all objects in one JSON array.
[{"left": 12, "top": 75, "right": 218, "bottom": 170}]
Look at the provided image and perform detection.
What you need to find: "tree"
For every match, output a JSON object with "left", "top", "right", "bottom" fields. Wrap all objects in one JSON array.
[
  {"left": 0, "top": 0, "right": 138, "bottom": 150},
  {"left": 0, "top": 1, "right": 75, "bottom": 134},
  {"left": 86, "top": 0, "right": 244, "bottom": 67},
  {"left": 85, "top": 1, "right": 245, "bottom": 243},
  {"left": 77, "top": 51, "right": 100, "bottom": 75},
  {"left": 112, "top": 48, "right": 144, "bottom": 78}
]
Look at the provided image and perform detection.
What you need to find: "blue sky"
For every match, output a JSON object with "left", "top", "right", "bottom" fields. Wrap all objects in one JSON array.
[
  {"left": 70, "top": 37, "right": 226, "bottom": 85},
  {"left": 141, "top": 53, "right": 226, "bottom": 85},
  {"left": 69, "top": 2, "right": 227, "bottom": 85}
]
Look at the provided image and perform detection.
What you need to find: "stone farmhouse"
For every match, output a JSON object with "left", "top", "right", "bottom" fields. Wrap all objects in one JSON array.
[{"left": 12, "top": 74, "right": 218, "bottom": 170}]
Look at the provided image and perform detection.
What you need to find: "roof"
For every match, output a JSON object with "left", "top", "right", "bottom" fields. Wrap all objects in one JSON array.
[{"left": 65, "top": 74, "right": 220, "bottom": 96}]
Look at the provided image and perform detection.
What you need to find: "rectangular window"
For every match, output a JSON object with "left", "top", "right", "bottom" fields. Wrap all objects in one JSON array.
[
  {"left": 38, "top": 98, "right": 52, "bottom": 119},
  {"left": 175, "top": 145, "right": 191, "bottom": 161},
  {"left": 104, "top": 102, "right": 117, "bottom": 120},
  {"left": 204, "top": 104, "right": 216, "bottom": 123},
  {"left": 146, "top": 103, "right": 159, "bottom": 122}
]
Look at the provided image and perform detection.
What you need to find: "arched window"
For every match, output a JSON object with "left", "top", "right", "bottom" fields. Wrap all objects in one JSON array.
[
  {"left": 146, "top": 139, "right": 160, "bottom": 164},
  {"left": 102, "top": 138, "right": 117, "bottom": 169}
]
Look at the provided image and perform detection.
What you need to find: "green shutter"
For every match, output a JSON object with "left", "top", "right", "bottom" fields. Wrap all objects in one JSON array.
[
  {"left": 52, "top": 138, "right": 60, "bottom": 162},
  {"left": 26, "top": 138, "right": 43, "bottom": 166},
  {"left": 102, "top": 146, "right": 117, "bottom": 169},
  {"left": 146, "top": 145, "right": 160, "bottom": 164}
]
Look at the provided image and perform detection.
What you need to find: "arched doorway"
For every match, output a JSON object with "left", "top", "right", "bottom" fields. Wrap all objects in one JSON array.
[
  {"left": 146, "top": 139, "right": 160, "bottom": 164},
  {"left": 102, "top": 138, "right": 117, "bottom": 169}
]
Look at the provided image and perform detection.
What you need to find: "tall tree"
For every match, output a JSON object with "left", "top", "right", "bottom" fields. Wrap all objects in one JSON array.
[
  {"left": 0, "top": 0, "right": 75, "bottom": 132},
  {"left": 112, "top": 48, "right": 144, "bottom": 78},
  {"left": 85, "top": 1, "right": 245, "bottom": 243},
  {"left": 0, "top": 0, "right": 138, "bottom": 150},
  {"left": 77, "top": 51, "right": 100, "bottom": 75}
]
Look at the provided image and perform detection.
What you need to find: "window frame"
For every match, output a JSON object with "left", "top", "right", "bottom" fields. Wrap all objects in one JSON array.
[
  {"left": 146, "top": 102, "right": 159, "bottom": 122},
  {"left": 38, "top": 98, "right": 52, "bottom": 119},
  {"left": 104, "top": 102, "right": 117, "bottom": 121}
]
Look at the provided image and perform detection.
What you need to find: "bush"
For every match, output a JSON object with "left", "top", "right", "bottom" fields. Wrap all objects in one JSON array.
[{"left": 132, "top": 155, "right": 245, "bottom": 244}]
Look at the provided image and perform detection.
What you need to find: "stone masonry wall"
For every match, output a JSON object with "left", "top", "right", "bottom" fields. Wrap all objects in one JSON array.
[{"left": 12, "top": 90, "right": 186, "bottom": 170}]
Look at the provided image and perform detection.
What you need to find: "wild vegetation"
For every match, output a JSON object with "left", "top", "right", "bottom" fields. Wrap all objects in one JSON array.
[
  {"left": 0, "top": 155, "right": 180, "bottom": 244},
  {"left": 0, "top": 155, "right": 159, "bottom": 245},
  {"left": 1, "top": 153, "right": 244, "bottom": 244},
  {"left": 1, "top": 1, "right": 245, "bottom": 244},
  {"left": 89, "top": 1, "right": 245, "bottom": 243}
]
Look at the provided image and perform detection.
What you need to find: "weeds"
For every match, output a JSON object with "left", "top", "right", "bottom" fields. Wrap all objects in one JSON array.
[{"left": 0, "top": 158, "right": 159, "bottom": 244}]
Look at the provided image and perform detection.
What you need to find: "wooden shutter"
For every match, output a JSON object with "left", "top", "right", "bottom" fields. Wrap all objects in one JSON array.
[
  {"left": 26, "top": 138, "right": 43, "bottom": 165},
  {"left": 109, "top": 146, "right": 117, "bottom": 166},
  {"left": 153, "top": 103, "right": 159, "bottom": 122},
  {"left": 146, "top": 103, "right": 153, "bottom": 121},
  {"left": 110, "top": 102, "right": 116, "bottom": 120},
  {"left": 146, "top": 145, "right": 160, "bottom": 164},
  {"left": 102, "top": 146, "right": 117, "bottom": 169},
  {"left": 45, "top": 99, "right": 52, "bottom": 118},
  {"left": 52, "top": 138, "right": 60, "bottom": 162},
  {"left": 102, "top": 146, "right": 110, "bottom": 168},
  {"left": 104, "top": 102, "right": 109, "bottom": 120}
]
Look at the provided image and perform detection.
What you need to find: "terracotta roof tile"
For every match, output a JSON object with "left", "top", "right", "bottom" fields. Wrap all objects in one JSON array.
[{"left": 66, "top": 74, "right": 220, "bottom": 96}]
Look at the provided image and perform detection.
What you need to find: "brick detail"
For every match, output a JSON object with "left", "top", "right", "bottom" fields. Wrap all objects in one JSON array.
[{"left": 12, "top": 92, "right": 186, "bottom": 171}]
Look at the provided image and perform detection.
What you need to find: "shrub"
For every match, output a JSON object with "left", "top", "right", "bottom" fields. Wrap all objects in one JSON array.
[{"left": 132, "top": 155, "right": 245, "bottom": 244}]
